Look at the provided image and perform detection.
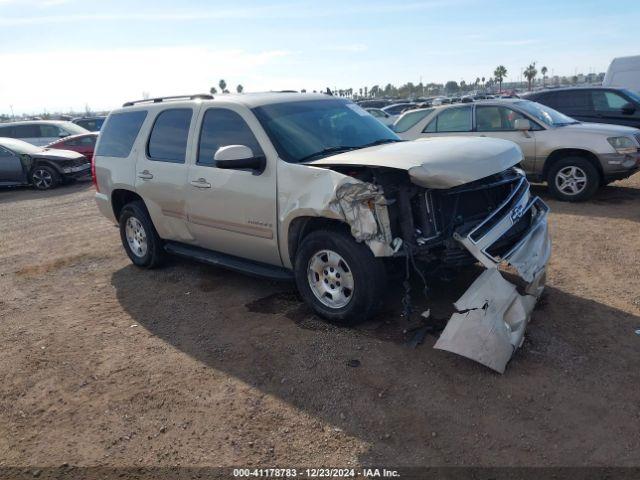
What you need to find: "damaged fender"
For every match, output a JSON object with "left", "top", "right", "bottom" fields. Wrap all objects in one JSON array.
[{"left": 277, "top": 163, "right": 395, "bottom": 268}]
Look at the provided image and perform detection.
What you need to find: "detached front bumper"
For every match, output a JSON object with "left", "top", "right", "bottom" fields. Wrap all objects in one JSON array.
[{"left": 435, "top": 178, "right": 551, "bottom": 373}]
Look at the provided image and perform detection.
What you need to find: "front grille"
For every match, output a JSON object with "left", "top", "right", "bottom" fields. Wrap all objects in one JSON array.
[
  {"left": 486, "top": 208, "right": 533, "bottom": 258},
  {"left": 431, "top": 168, "right": 523, "bottom": 238}
]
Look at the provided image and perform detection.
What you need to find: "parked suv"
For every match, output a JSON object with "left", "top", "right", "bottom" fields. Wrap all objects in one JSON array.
[
  {"left": 0, "top": 120, "right": 89, "bottom": 146},
  {"left": 94, "top": 93, "right": 552, "bottom": 372},
  {"left": 525, "top": 87, "right": 640, "bottom": 129},
  {"left": 394, "top": 99, "right": 640, "bottom": 201}
]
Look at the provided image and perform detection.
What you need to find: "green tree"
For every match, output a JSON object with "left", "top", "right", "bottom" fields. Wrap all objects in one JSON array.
[
  {"left": 444, "top": 80, "right": 459, "bottom": 94},
  {"left": 523, "top": 62, "right": 538, "bottom": 91},
  {"left": 210, "top": 87, "right": 217, "bottom": 94},
  {"left": 219, "top": 79, "right": 227, "bottom": 92},
  {"left": 493, "top": 65, "right": 508, "bottom": 92},
  {"left": 236, "top": 84, "right": 244, "bottom": 93},
  {"left": 541, "top": 66, "right": 548, "bottom": 87}
]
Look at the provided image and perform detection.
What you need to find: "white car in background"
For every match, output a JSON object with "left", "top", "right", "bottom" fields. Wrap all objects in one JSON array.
[
  {"left": 0, "top": 120, "right": 88, "bottom": 146},
  {"left": 365, "top": 108, "right": 396, "bottom": 126}
]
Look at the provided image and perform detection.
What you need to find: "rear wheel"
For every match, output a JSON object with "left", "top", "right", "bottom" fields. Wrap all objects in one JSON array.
[
  {"left": 118, "top": 201, "right": 164, "bottom": 268},
  {"left": 30, "top": 165, "right": 59, "bottom": 190},
  {"left": 294, "top": 229, "right": 386, "bottom": 324},
  {"left": 547, "top": 156, "right": 599, "bottom": 202}
]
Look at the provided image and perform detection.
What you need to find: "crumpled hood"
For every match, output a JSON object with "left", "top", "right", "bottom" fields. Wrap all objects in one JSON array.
[
  {"left": 308, "top": 137, "right": 523, "bottom": 189},
  {"left": 33, "top": 148, "right": 86, "bottom": 162},
  {"left": 562, "top": 122, "right": 640, "bottom": 136}
]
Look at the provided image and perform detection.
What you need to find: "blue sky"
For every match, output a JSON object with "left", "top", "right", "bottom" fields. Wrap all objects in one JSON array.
[{"left": 1, "top": 0, "right": 639, "bottom": 114}]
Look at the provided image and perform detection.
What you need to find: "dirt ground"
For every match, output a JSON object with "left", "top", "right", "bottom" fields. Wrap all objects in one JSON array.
[{"left": 1, "top": 176, "right": 639, "bottom": 469}]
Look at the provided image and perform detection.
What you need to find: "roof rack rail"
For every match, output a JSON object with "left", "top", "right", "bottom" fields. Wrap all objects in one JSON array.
[{"left": 122, "top": 93, "right": 213, "bottom": 107}]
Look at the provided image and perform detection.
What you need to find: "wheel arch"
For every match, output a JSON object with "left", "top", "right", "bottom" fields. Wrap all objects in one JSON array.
[
  {"left": 111, "top": 188, "right": 146, "bottom": 221},
  {"left": 542, "top": 148, "right": 604, "bottom": 183},
  {"left": 286, "top": 216, "right": 351, "bottom": 269}
]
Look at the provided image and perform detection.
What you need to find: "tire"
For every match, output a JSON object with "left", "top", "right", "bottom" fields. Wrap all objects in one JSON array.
[
  {"left": 294, "top": 229, "right": 387, "bottom": 325},
  {"left": 118, "top": 201, "right": 164, "bottom": 268},
  {"left": 547, "top": 156, "right": 600, "bottom": 202},
  {"left": 30, "top": 165, "right": 59, "bottom": 190}
]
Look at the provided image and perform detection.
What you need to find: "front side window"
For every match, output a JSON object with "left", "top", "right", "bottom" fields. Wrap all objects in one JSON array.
[
  {"left": 394, "top": 109, "right": 433, "bottom": 133},
  {"left": 96, "top": 110, "right": 148, "bottom": 158},
  {"left": 433, "top": 107, "right": 472, "bottom": 132},
  {"left": 476, "top": 106, "right": 528, "bottom": 131},
  {"left": 147, "top": 109, "right": 192, "bottom": 163},
  {"left": 198, "top": 108, "right": 263, "bottom": 166},
  {"left": 0, "top": 146, "right": 14, "bottom": 159},
  {"left": 40, "top": 124, "right": 62, "bottom": 138},
  {"left": 592, "top": 91, "right": 628, "bottom": 112},
  {"left": 252, "top": 99, "right": 399, "bottom": 163}
]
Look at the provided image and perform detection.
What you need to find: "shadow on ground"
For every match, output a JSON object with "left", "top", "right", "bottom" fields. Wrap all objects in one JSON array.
[{"left": 111, "top": 260, "right": 640, "bottom": 465}]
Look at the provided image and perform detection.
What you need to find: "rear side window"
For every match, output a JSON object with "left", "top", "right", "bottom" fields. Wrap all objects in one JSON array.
[
  {"left": 147, "top": 109, "right": 192, "bottom": 163},
  {"left": 394, "top": 109, "right": 433, "bottom": 133},
  {"left": 0, "top": 126, "right": 15, "bottom": 137},
  {"left": 96, "top": 111, "right": 147, "bottom": 158},
  {"left": 197, "top": 108, "right": 263, "bottom": 166},
  {"left": 555, "top": 90, "right": 590, "bottom": 109}
]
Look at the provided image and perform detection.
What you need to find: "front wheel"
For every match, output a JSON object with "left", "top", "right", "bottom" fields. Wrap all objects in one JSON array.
[
  {"left": 30, "top": 165, "right": 59, "bottom": 190},
  {"left": 118, "top": 201, "right": 164, "bottom": 268},
  {"left": 547, "top": 157, "right": 599, "bottom": 202},
  {"left": 294, "top": 229, "right": 386, "bottom": 324}
]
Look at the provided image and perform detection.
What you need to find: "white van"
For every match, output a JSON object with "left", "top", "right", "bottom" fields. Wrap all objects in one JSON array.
[
  {"left": 0, "top": 121, "right": 88, "bottom": 146},
  {"left": 603, "top": 55, "right": 640, "bottom": 93}
]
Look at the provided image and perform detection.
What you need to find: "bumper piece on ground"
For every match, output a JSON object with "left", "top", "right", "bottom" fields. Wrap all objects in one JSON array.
[{"left": 434, "top": 267, "right": 544, "bottom": 373}]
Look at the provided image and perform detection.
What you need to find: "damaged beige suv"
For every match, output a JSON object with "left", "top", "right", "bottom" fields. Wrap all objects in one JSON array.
[{"left": 94, "top": 93, "right": 551, "bottom": 372}]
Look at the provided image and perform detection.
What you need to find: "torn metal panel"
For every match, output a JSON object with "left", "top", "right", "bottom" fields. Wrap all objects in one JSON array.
[
  {"left": 329, "top": 182, "right": 394, "bottom": 256},
  {"left": 434, "top": 268, "right": 542, "bottom": 373},
  {"left": 277, "top": 163, "right": 395, "bottom": 268}
]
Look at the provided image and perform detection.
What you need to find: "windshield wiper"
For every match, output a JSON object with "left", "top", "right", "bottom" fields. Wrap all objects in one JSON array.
[
  {"left": 298, "top": 146, "right": 358, "bottom": 162},
  {"left": 358, "top": 138, "right": 403, "bottom": 148}
]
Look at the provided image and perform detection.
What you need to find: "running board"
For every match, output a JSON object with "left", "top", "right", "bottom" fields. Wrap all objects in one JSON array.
[{"left": 164, "top": 241, "right": 294, "bottom": 281}]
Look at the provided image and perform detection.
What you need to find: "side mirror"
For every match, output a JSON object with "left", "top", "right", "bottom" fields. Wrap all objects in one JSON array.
[
  {"left": 214, "top": 145, "right": 265, "bottom": 173},
  {"left": 622, "top": 103, "right": 636, "bottom": 115},
  {"left": 514, "top": 118, "right": 531, "bottom": 131},
  {"left": 59, "top": 132, "right": 69, "bottom": 138}
]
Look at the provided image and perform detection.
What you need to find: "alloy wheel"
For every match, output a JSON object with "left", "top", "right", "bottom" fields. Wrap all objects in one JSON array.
[
  {"left": 125, "top": 217, "right": 148, "bottom": 258},
  {"left": 555, "top": 166, "right": 587, "bottom": 196},
  {"left": 307, "top": 249, "right": 354, "bottom": 309}
]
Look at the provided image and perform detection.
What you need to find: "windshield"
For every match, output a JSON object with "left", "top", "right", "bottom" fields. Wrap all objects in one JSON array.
[
  {"left": 0, "top": 138, "right": 42, "bottom": 155},
  {"left": 515, "top": 100, "right": 578, "bottom": 126},
  {"left": 252, "top": 99, "right": 400, "bottom": 163},
  {"left": 622, "top": 89, "right": 640, "bottom": 104}
]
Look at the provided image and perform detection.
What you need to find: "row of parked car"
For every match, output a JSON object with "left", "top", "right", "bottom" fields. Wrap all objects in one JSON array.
[
  {"left": 0, "top": 118, "right": 103, "bottom": 190},
  {"left": 365, "top": 86, "right": 640, "bottom": 201}
]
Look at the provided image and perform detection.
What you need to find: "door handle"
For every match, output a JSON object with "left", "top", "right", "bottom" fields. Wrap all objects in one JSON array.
[
  {"left": 190, "top": 178, "right": 211, "bottom": 188},
  {"left": 137, "top": 170, "right": 153, "bottom": 180}
]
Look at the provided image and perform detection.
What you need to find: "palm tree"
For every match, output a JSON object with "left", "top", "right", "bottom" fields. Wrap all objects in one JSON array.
[
  {"left": 219, "top": 79, "right": 227, "bottom": 92},
  {"left": 494, "top": 65, "right": 508, "bottom": 92},
  {"left": 541, "top": 66, "right": 548, "bottom": 87},
  {"left": 523, "top": 62, "right": 538, "bottom": 91},
  {"left": 209, "top": 87, "right": 217, "bottom": 95},
  {"left": 481, "top": 76, "right": 485, "bottom": 86},
  {"left": 236, "top": 84, "right": 244, "bottom": 93}
]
